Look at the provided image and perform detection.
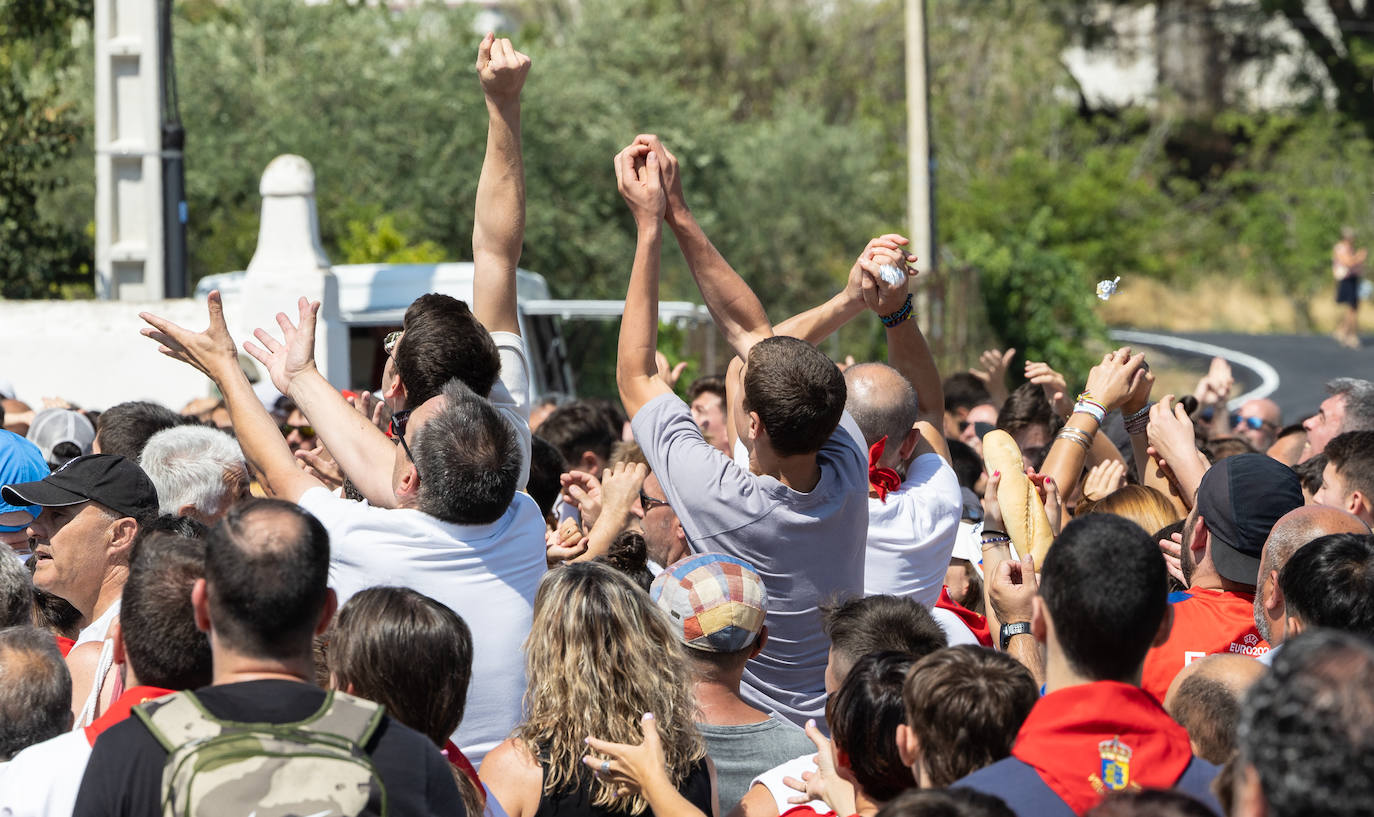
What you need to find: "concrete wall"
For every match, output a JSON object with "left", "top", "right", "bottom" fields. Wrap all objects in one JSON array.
[
  {"left": 0, "top": 298, "right": 226, "bottom": 410},
  {"left": 1, "top": 154, "right": 339, "bottom": 412}
]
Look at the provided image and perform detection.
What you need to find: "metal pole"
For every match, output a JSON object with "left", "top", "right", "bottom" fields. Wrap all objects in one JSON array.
[{"left": 906, "top": 0, "right": 936, "bottom": 320}]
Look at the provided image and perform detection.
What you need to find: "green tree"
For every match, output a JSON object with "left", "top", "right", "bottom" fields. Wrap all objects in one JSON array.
[{"left": 0, "top": 0, "right": 92, "bottom": 298}]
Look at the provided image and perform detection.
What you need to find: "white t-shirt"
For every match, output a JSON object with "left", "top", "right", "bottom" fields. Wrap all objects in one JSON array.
[
  {"left": 930, "top": 605, "right": 982, "bottom": 647},
  {"left": 750, "top": 754, "right": 832, "bottom": 816},
  {"left": 0, "top": 730, "right": 90, "bottom": 817},
  {"left": 73, "top": 600, "right": 120, "bottom": 648},
  {"left": 863, "top": 453, "right": 963, "bottom": 607},
  {"left": 298, "top": 487, "right": 547, "bottom": 767},
  {"left": 488, "top": 331, "right": 533, "bottom": 492}
]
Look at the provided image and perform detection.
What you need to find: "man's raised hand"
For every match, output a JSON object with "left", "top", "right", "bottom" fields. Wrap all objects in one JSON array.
[
  {"left": 615, "top": 143, "right": 666, "bottom": 229},
  {"left": 845, "top": 234, "right": 915, "bottom": 307},
  {"left": 476, "top": 32, "right": 530, "bottom": 105},
  {"left": 856, "top": 245, "right": 914, "bottom": 316},
  {"left": 140, "top": 290, "right": 240, "bottom": 381},
  {"left": 633, "top": 135, "right": 686, "bottom": 224},
  {"left": 242, "top": 297, "right": 321, "bottom": 396}
]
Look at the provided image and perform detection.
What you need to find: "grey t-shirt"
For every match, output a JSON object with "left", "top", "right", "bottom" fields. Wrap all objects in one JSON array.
[
  {"left": 632, "top": 393, "right": 869, "bottom": 725},
  {"left": 698, "top": 716, "right": 817, "bottom": 811}
]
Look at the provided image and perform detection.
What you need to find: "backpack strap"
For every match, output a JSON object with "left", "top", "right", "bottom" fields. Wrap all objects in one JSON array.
[
  {"left": 133, "top": 691, "right": 223, "bottom": 752},
  {"left": 300, "top": 690, "right": 385, "bottom": 747}
]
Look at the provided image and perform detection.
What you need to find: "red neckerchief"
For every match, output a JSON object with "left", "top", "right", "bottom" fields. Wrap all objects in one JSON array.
[
  {"left": 55, "top": 636, "right": 75, "bottom": 657},
  {"left": 84, "top": 685, "right": 176, "bottom": 745},
  {"left": 443, "top": 740, "right": 485, "bottom": 801},
  {"left": 867, "top": 436, "right": 902, "bottom": 502},
  {"left": 935, "top": 586, "right": 992, "bottom": 647},
  {"left": 1011, "top": 681, "right": 1193, "bottom": 814}
]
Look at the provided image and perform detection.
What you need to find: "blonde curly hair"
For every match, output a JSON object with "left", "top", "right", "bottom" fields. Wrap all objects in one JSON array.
[{"left": 516, "top": 562, "right": 704, "bottom": 814}]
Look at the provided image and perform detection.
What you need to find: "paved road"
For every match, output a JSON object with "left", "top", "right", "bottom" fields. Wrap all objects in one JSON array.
[{"left": 1126, "top": 331, "right": 1371, "bottom": 425}]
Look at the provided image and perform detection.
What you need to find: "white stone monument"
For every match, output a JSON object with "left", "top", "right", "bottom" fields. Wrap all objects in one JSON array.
[{"left": 237, "top": 155, "right": 350, "bottom": 390}]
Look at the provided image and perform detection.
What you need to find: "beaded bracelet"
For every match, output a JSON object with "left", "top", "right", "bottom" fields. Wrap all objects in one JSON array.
[
  {"left": 981, "top": 536, "right": 1012, "bottom": 549},
  {"left": 880, "top": 293, "right": 914, "bottom": 328},
  {"left": 1124, "top": 403, "right": 1152, "bottom": 435}
]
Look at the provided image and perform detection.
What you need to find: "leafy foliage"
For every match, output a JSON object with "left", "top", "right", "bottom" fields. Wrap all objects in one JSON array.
[{"left": 0, "top": 0, "right": 92, "bottom": 298}]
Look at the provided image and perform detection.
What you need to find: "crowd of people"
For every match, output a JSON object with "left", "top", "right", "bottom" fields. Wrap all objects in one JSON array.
[{"left": 1, "top": 34, "right": 1372, "bottom": 817}]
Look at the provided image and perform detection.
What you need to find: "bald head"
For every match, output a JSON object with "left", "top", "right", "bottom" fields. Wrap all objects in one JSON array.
[
  {"left": 845, "top": 363, "right": 918, "bottom": 465},
  {"left": 1263, "top": 506, "right": 1369, "bottom": 573},
  {"left": 1255, "top": 506, "right": 1369, "bottom": 645},
  {"left": 1164, "top": 653, "right": 1267, "bottom": 764}
]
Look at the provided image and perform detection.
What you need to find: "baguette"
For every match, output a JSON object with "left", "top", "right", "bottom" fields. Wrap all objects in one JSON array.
[{"left": 981, "top": 429, "right": 1054, "bottom": 569}]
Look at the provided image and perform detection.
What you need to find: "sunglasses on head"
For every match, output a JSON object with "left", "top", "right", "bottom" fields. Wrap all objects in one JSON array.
[{"left": 384, "top": 330, "right": 402, "bottom": 356}]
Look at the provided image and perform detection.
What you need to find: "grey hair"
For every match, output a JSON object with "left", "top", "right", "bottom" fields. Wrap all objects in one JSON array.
[
  {"left": 1238, "top": 629, "right": 1374, "bottom": 817},
  {"left": 844, "top": 362, "right": 919, "bottom": 450},
  {"left": 413, "top": 379, "right": 523, "bottom": 525},
  {"left": 0, "top": 556, "right": 33, "bottom": 628},
  {"left": 1328, "top": 378, "right": 1374, "bottom": 434},
  {"left": 140, "top": 425, "right": 247, "bottom": 518},
  {"left": 0, "top": 626, "right": 72, "bottom": 759}
]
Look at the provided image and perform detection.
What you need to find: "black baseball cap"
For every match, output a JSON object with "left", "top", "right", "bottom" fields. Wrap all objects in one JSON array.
[
  {"left": 1, "top": 453, "right": 159, "bottom": 522},
  {"left": 1195, "top": 453, "right": 1304, "bottom": 585}
]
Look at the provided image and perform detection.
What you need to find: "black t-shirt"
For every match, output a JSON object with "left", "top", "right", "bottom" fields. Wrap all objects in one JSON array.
[
  {"left": 533, "top": 756, "right": 713, "bottom": 817},
  {"left": 72, "top": 679, "right": 465, "bottom": 817}
]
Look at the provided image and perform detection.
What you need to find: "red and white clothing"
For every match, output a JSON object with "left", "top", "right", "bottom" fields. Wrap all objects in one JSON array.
[
  {"left": 1141, "top": 587, "right": 1269, "bottom": 702},
  {"left": 863, "top": 453, "right": 963, "bottom": 607},
  {"left": 0, "top": 685, "right": 174, "bottom": 817}
]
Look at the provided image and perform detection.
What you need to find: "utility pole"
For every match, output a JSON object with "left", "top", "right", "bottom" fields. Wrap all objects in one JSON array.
[
  {"left": 906, "top": 0, "right": 936, "bottom": 313},
  {"left": 94, "top": 0, "right": 187, "bottom": 300}
]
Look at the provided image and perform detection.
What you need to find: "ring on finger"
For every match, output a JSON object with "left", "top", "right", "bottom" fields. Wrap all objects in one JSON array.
[{"left": 600, "top": 760, "right": 611, "bottom": 774}]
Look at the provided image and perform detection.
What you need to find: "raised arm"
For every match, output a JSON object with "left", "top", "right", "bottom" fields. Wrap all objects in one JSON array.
[
  {"left": 615, "top": 143, "right": 675, "bottom": 418},
  {"left": 140, "top": 293, "right": 322, "bottom": 503},
  {"left": 472, "top": 33, "right": 531, "bottom": 336},
  {"left": 864, "top": 246, "right": 943, "bottom": 427},
  {"left": 772, "top": 235, "right": 911, "bottom": 345},
  {"left": 241, "top": 299, "right": 401, "bottom": 506},
  {"left": 638, "top": 135, "right": 773, "bottom": 360},
  {"left": 1038, "top": 349, "right": 1147, "bottom": 498}
]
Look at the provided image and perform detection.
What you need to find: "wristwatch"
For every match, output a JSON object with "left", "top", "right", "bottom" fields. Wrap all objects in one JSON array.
[{"left": 1000, "top": 621, "right": 1032, "bottom": 651}]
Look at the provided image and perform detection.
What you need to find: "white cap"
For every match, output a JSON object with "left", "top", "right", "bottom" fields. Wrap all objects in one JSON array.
[{"left": 26, "top": 409, "right": 96, "bottom": 466}]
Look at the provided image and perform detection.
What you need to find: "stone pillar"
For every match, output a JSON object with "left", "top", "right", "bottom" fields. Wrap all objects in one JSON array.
[{"left": 239, "top": 155, "right": 350, "bottom": 390}]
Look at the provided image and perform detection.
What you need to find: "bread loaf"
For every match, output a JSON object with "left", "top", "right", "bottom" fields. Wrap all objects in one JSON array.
[{"left": 981, "top": 429, "right": 1054, "bottom": 569}]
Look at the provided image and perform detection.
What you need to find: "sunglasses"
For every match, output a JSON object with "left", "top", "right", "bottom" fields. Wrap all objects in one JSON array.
[
  {"left": 639, "top": 490, "right": 670, "bottom": 512},
  {"left": 384, "top": 330, "right": 403, "bottom": 356},
  {"left": 280, "top": 423, "right": 315, "bottom": 437},
  {"left": 390, "top": 410, "right": 420, "bottom": 479},
  {"left": 1230, "top": 414, "right": 1271, "bottom": 431}
]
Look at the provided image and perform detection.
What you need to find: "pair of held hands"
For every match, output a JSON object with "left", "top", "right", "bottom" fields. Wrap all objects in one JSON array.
[
  {"left": 583, "top": 714, "right": 858, "bottom": 817},
  {"left": 546, "top": 461, "right": 650, "bottom": 565},
  {"left": 614, "top": 136, "right": 918, "bottom": 317}
]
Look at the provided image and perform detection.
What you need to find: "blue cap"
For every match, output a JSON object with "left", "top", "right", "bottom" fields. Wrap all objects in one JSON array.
[{"left": 0, "top": 431, "right": 49, "bottom": 532}]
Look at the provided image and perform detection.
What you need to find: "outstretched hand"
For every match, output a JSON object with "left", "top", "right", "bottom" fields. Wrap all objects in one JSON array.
[
  {"left": 782, "top": 720, "right": 858, "bottom": 817},
  {"left": 634, "top": 135, "right": 686, "bottom": 223},
  {"left": 476, "top": 32, "right": 531, "bottom": 104},
  {"left": 845, "top": 234, "right": 916, "bottom": 307},
  {"left": 615, "top": 143, "right": 666, "bottom": 229},
  {"left": 583, "top": 712, "right": 671, "bottom": 799},
  {"left": 242, "top": 297, "right": 321, "bottom": 396},
  {"left": 140, "top": 291, "right": 240, "bottom": 382},
  {"left": 856, "top": 245, "right": 916, "bottom": 316},
  {"left": 1083, "top": 347, "right": 1148, "bottom": 412}
]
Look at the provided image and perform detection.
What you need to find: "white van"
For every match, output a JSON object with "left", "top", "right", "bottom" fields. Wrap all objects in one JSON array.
[{"left": 196, "top": 262, "right": 713, "bottom": 398}]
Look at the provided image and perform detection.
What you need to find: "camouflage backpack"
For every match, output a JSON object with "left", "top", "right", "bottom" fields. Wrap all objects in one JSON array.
[{"left": 133, "top": 688, "right": 388, "bottom": 817}]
